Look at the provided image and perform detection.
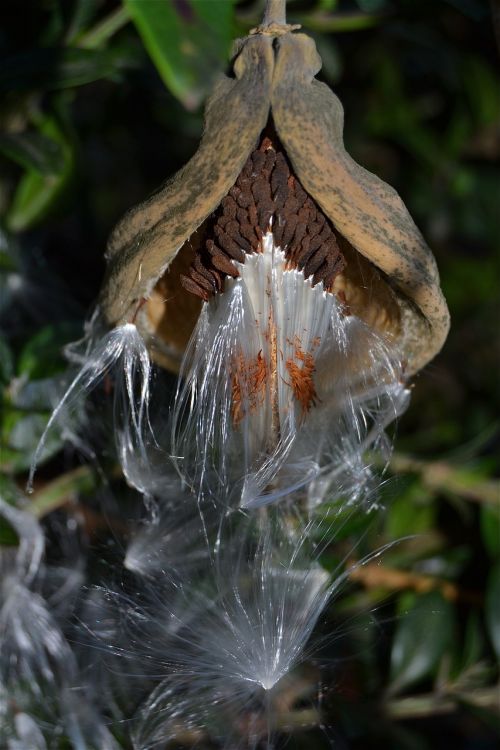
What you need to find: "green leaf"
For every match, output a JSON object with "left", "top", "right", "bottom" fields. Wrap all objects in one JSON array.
[
  {"left": 480, "top": 503, "right": 500, "bottom": 559},
  {"left": 17, "top": 323, "right": 78, "bottom": 380},
  {"left": 386, "top": 488, "right": 435, "bottom": 538},
  {"left": 6, "top": 107, "right": 74, "bottom": 233},
  {"left": 0, "top": 476, "right": 21, "bottom": 546},
  {"left": 124, "top": 0, "right": 235, "bottom": 110},
  {"left": 318, "top": 0, "right": 339, "bottom": 10},
  {"left": 76, "top": 7, "right": 131, "bottom": 50},
  {"left": 390, "top": 591, "right": 454, "bottom": 694},
  {"left": 0, "top": 516, "right": 18, "bottom": 546},
  {"left": 0, "top": 46, "right": 135, "bottom": 93},
  {"left": 65, "top": 0, "right": 102, "bottom": 44},
  {"left": 3, "top": 413, "right": 63, "bottom": 472},
  {"left": 458, "top": 612, "right": 486, "bottom": 675},
  {"left": 0, "top": 335, "right": 14, "bottom": 384},
  {"left": 356, "top": 0, "right": 387, "bottom": 11},
  {"left": 0, "top": 475, "right": 20, "bottom": 503},
  {"left": 0, "top": 131, "right": 66, "bottom": 175},
  {"left": 485, "top": 562, "right": 500, "bottom": 661}
]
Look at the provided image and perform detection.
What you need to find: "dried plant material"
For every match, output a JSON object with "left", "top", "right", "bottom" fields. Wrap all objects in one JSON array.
[
  {"left": 270, "top": 32, "right": 449, "bottom": 373},
  {"left": 100, "top": 34, "right": 274, "bottom": 327},
  {"left": 100, "top": 15, "right": 448, "bottom": 376},
  {"left": 285, "top": 335, "right": 320, "bottom": 415}
]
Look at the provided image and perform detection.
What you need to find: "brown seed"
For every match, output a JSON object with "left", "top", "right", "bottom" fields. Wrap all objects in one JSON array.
[{"left": 180, "top": 274, "right": 209, "bottom": 301}]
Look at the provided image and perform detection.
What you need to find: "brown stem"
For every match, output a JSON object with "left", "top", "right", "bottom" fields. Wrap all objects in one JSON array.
[
  {"left": 348, "top": 561, "right": 482, "bottom": 605},
  {"left": 263, "top": 0, "right": 287, "bottom": 26}
]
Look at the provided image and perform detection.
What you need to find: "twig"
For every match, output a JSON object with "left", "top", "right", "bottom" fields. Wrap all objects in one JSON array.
[
  {"left": 76, "top": 7, "right": 130, "bottom": 50},
  {"left": 299, "top": 11, "right": 382, "bottom": 32},
  {"left": 389, "top": 453, "right": 500, "bottom": 506},
  {"left": 387, "top": 685, "right": 500, "bottom": 719},
  {"left": 28, "top": 465, "right": 99, "bottom": 518},
  {"left": 349, "top": 560, "right": 482, "bottom": 605}
]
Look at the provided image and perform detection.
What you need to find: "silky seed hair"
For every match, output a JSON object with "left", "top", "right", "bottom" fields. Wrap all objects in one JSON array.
[{"left": 180, "top": 133, "right": 346, "bottom": 301}]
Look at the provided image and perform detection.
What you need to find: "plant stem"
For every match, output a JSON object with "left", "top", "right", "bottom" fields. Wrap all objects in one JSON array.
[
  {"left": 387, "top": 685, "right": 500, "bottom": 719},
  {"left": 348, "top": 560, "right": 482, "bottom": 604},
  {"left": 263, "top": 0, "right": 287, "bottom": 26},
  {"left": 77, "top": 7, "right": 130, "bottom": 50},
  {"left": 299, "top": 11, "right": 382, "bottom": 32},
  {"left": 29, "top": 465, "right": 98, "bottom": 518},
  {"left": 389, "top": 453, "right": 500, "bottom": 506}
]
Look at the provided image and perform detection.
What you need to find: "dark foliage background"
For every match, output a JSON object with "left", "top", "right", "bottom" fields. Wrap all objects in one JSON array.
[{"left": 0, "top": 1, "right": 499, "bottom": 748}]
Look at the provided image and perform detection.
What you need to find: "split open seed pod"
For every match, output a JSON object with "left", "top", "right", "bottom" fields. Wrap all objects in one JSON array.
[{"left": 99, "top": 1, "right": 449, "bottom": 377}]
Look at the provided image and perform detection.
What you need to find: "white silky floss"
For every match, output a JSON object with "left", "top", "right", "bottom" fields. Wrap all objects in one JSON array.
[
  {"left": 28, "top": 321, "right": 156, "bottom": 499},
  {"left": 173, "top": 231, "right": 409, "bottom": 510},
  {"left": 0, "top": 499, "right": 119, "bottom": 750}
]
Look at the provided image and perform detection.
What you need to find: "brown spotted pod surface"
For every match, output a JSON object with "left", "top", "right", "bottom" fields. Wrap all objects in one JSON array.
[{"left": 99, "top": 10, "right": 449, "bottom": 376}]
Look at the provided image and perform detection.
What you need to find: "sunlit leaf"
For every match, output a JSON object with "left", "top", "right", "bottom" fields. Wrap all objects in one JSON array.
[
  {"left": 390, "top": 591, "right": 454, "bottom": 694},
  {"left": 124, "top": 0, "right": 235, "bottom": 110}
]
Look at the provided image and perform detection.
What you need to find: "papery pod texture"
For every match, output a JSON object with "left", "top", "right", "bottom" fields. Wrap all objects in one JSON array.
[{"left": 100, "top": 18, "right": 449, "bottom": 376}]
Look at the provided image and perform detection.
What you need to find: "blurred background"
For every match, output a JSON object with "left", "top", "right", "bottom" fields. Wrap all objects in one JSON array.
[{"left": 0, "top": 1, "right": 499, "bottom": 748}]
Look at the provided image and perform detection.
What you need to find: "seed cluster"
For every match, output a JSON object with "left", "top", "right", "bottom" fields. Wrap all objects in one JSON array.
[{"left": 180, "top": 136, "right": 346, "bottom": 301}]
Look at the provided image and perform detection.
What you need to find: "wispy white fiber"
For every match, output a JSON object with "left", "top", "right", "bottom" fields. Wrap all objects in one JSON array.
[
  {"left": 128, "top": 515, "right": 333, "bottom": 748},
  {"left": 124, "top": 499, "right": 210, "bottom": 580},
  {"left": 172, "top": 232, "right": 408, "bottom": 509},
  {"left": 7, "top": 711, "right": 47, "bottom": 750},
  {"left": 0, "top": 499, "right": 120, "bottom": 750},
  {"left": 14, "top": 216, "right": 415, "bottom": 748},
  {"left": 28, "top": 320, "right": 155, "bottom": 498},
  {"left": 0, "top": 497, "right": 44, "bottom": 584},
  {"left": 121, "top": 504, "right": 400, "bottom": 750}
]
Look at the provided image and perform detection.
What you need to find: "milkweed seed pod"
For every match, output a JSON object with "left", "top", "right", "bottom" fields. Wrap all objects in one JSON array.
[
  {"left": 100, "top": 3, "right": 449, "bottom": 377},
  {"left": 96, "top": 0, "right": 449, "bottom": 506}
]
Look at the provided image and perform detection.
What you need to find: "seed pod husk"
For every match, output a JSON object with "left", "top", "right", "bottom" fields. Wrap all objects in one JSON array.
[{"left": 99, "top": 11, "right": 449, "bottom": 376}]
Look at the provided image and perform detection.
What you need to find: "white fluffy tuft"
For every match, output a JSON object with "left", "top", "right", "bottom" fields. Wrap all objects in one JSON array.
[{"left": 172, "top": 232, "right": 408, "bottom": 509}]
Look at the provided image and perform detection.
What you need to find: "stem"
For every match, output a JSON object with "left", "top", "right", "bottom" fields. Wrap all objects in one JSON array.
[
  {"left": 389, "top": 453, "right": 500, "bottom": 506},
  {"left": 348, "top": 560, "right": 482, "bottom": 605},
  {"left": 300, "top": 11, "right": 381, "bottom": 33},
  {"left": 76, "top": 6, "right": 130, "bottom": 50},
  {"left": 263, "top": 0, "right": 287, "bottom": 26},
  {"left": 28, "top": 465, "right": 98, "bottom": 518},
  {"left": 387, "top": 686, "right": 500, "bottom": 719}
]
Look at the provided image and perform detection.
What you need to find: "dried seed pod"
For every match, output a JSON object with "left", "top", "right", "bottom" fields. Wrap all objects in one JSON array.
[
  {"left": 100, "top": 34, "right": 275, "bottom": 370},
  {"left": 99, "top": 1, "right": 449, "bottom": 376}
]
